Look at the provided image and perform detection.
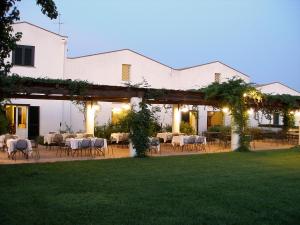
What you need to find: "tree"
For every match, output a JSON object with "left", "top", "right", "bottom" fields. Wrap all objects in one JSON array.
[{"left": 0, "top": 0, "right": 58, "bottom": 75}]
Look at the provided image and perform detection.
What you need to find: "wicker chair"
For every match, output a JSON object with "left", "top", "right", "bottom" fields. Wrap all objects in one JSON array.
[
  {"left": 93, "top": 138, "right": 105, "bottom": 157},
  {"left": 49, "top": 134, "right": 63, "bottom": 150},
  {"left": 149, "top": 138, "right": 160, "bottom": 155},
  {"left": 185, "top": 136, "right": 196, "bottom": 151},
  {"left": 30, "top": 140, "right": 40, "bottom": 160},
  {"left": 195, "top": 136, "right": 206, "bottom": 151}
]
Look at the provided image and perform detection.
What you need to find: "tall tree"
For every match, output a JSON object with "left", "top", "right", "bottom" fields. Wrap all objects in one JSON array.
[{"left": 0, "top": 0, "right": 58, "bottom": 75}]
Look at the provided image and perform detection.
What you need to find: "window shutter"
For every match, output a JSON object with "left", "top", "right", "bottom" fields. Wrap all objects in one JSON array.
[
  {"left": 24, "top": 47, "right": 33, "bottom": 66},
  {"left": 214, "top": 73, "right": 221, "bottom": 83},
  {"left": 13, "top": 46, "right": 23, "bottom": 65},
  {"left": 122, "top": 64, "right": 131, "bottom": 81}
]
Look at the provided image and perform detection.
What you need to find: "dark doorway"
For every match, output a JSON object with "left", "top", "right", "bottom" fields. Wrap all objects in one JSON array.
[{"left": 28, "top": 106, "right": 40, "bottom": 140}]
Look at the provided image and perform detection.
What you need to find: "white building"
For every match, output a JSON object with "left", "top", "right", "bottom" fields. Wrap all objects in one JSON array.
[{"left": 6, "top": 22, "right": 300, "bottom": 139}]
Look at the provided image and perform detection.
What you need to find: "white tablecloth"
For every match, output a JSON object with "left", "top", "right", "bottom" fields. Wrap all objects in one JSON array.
[
  {"left": 156, "top": 132, "right": 173, "bottom": 143},
  {"left": 44, "top": 133, "right": 55, "bottom": 144},
  {"left": 67, "top": 138, "right": 108, "bottom": 150},
  {"left": 172, "top": 135, "right": 207, "bottom": 147},
  {"left": 44, "top": 133, "right": 87, "bottom": 144},
  {"left": 110, "top": 133, "right": 129, "bottom": 143},
  {"left": 0, "top": 134, "right": 19, "bottom": 148},
  {"left": 6, "top": 139, "right": 32, "bottom": 155}
]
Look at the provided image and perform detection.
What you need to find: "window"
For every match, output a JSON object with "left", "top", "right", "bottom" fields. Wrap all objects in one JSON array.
[
  {"left": 273, "top": 112, "right": 280, "bottom": 126},
  {"left": 122, "top": 64, "right": 131, "bottom": 81},
  {"left": 12, "top": 45, "right": 35, "bottom": 66},
  {"left": 214, "top": 73, "right": 221, "bottom": 83}
]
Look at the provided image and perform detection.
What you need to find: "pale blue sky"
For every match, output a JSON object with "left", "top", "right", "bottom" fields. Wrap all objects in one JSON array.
[{"left": 17, "top": 0, "right": 300, "bottom": 90}]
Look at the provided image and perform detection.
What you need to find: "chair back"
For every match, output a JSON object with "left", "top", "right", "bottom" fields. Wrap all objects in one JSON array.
[
  {"left": 15, "top": 139, "right": 28, "bottom": 151},
  {"left": 195, "top": 136, "right": 205, "bottom": 144},
  {"left": 187, "top": 136, "right": 196, "bottom": 144},
  {"left": 81, "top": 139, "right": 91, "bottom": 148},
  {"left": 65, "top": 134, "right": 76, "bottom": 139},
  {"left": 53, "top": 134, "right": 63, "bottom": 144},
  {"left": 94, "top": 138, "right": 104, "bottom": 148},
  {"left": 150, "top": 138, "right": 160, "bottom": 146},
  {"left": 84, "top": 133, "right": 94, "bottom": 138}
]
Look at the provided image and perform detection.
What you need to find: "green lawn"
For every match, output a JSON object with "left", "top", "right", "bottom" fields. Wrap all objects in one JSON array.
[{"left": 1, "top": 149, "right": 300, "bottom": 225}]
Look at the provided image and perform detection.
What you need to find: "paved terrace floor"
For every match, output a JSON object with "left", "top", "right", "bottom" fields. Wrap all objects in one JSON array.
[{"left": 0, "top": 141, "right": 295, "bottom": 165}]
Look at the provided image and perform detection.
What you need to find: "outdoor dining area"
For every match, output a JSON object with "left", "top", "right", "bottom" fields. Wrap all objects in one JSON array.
[{"left": 0, "top": 122, "right": 299, "bottom": 164}]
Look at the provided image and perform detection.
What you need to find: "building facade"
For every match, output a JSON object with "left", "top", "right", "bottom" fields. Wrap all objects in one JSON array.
[{"left": 6, "top": 22, "right": 300, "bottom": 139}]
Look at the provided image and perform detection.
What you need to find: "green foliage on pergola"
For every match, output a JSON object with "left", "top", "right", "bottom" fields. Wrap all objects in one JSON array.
[{"left": 201, "top": 78, "right": 300, "bottom": 151}]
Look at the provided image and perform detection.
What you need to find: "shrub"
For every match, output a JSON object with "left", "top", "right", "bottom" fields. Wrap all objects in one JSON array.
[
  {"left": 208, "top": 125, "right": 230, "bottom": 134},
  {"left": 94, "top": 120, "right": 129, "bottom": 140},
  {"left": 180, "top": 122, "right": 195, "bottom": 135},
  {"left": 162, "top": 124, "right": 172, "bottom": 132}
]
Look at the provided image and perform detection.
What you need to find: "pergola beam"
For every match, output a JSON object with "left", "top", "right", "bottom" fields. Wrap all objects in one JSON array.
[{"left": 2, "top": 82, "right": 218, "bottom": 106}]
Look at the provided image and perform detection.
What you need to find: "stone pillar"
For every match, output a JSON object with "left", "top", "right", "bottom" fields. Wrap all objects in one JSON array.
[
  {"left": 231, "top": 117, "right": 240, "bottom": 151},
  {"left": 172, "top": 104, "right": 181, "bottom": 133},
  {"left": 129, "top": 97, "right": 142, "bottom": 157},
  {"left": 85, "top": 101, "right": 95, "bottom": 136}
]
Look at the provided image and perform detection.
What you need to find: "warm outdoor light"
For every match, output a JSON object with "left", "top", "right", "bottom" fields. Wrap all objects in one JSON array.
[
  {"left": 295, "top": 111, "right": 300, "bottom": 116},
  {"left": 247, "top": 108, "right": 254, "bottom": 115},
  {"left": 181, "top": 105, "right": 189, "bottom": 113},
  {"left": 290, "top": 111, "right": 295, "bottom": 115},
  {"left": 222, "top": 107, "right": 229, "bottom": 113},
  {"left": 112, "top": 107, "right": 121, "bottom": 113},
  {"left": 122, "top": 104, "right": 131, "bottom": 110},
  {"left": 243, "top": 93, "right": 247, "bottom": 97}
]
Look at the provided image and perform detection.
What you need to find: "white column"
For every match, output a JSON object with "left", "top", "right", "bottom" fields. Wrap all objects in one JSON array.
[
  {"left": 85, "top": 101, "right": 95, "bottom": 136},
  {"left": 129, "top": 97, "right": 142, "bottom": 157},
  {"left": 231, "top": 117, "right": 240, "bottom": 151},
  {"left": 172, "top": 104, "right": 181, "bottom": 133}
]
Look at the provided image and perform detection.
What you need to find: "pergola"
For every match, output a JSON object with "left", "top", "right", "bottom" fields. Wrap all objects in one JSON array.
[{"left": 1, "top": 79, "right": 300, "bottom": 155}]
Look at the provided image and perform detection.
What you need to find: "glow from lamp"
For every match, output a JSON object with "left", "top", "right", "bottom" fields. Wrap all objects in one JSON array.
[
  {"left": 247, "top": 108, "right": 254, "bottom": 115},
  {"left": 112, "top": 107, "right": 121, "bottom": 113},
  {"left": 181, "top": 106, "right": 189, "bottom": 113},
  {"left": 122, "top": 104, "right": 131, "bottom": 110},
  {"left": 222, "top": 107, "right": 229, "bottom": 113}
]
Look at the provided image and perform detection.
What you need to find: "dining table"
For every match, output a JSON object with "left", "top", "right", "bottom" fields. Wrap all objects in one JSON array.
[
  {"left": 6, "top": 138, "right": 32, "bottom": 155},
  {"left": 66, "top": 138, "right": 108, "bottom": 150},
  {"left": 156, "top": 132, "right": 173, "bottom": 143},
  {"left": 172, "top": 135, "right": 207, "bottom": 147},
  {"left": 110, "top": 133, "right": 129, "bottom": 143}
]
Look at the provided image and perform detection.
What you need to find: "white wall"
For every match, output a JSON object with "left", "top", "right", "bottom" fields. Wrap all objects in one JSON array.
[
  {"left": 10, "top": 22, "right": 67, "bottom": 78},
  {"left": 66, "top": 50, "right": 250, "bottom": 90},
  {"left": 176, "top": 62, "right": 250, "bottom": 90},
  {"left": 257, "top": 83, "right": 300, "bottom": 96},
  {"left": 65, "top": 50, "right": 174, "bottom": 88}
]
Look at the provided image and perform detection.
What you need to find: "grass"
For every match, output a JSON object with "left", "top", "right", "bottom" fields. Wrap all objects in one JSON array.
[{"left": 0, "top": 149, "right": 300, "bottom": 225}]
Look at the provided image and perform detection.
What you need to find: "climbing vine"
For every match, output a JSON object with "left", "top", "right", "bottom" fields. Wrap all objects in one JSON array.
[
  {"left": 201, "top": 78, "right": 263, "bottom": 151},
  {"left": 263, "top": 94, "right": 299, "bottom": 132},
  {"left": 0, "top": 74, "right": 89, "bottom": 100}
]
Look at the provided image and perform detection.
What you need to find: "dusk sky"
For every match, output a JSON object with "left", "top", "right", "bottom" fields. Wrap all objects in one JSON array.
[{"left": 17, "top": 0, "right": 300, "bottom": 91}]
